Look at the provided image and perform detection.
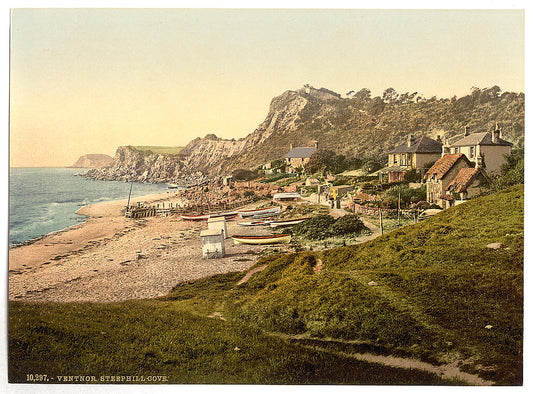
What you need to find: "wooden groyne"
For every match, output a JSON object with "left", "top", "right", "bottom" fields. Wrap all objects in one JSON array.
[{"left": 124, "top": 198, "right": 258, "bottom": 219}]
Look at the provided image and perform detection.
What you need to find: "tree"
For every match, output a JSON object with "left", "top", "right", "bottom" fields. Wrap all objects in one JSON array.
[
  {"left": 490, "top": 149, "right": 524, "bottom": 191},
  {"left": 362, "top": 159, "right": 382, "bottom": 174},
  {"left": 382, "top": 87, "right": 398, "bottom": 104},
  {"left": 304, "top": 150, "right": 349, "bottom": 175},
  {"left": 232, "top": 169, "right": 257, "bottom": 181},
  {"left": 348, "top": 88, "right": 372, "bottom": 102},
  {"left": 366, "top": 96, "right": 385, "bottom": 116}
]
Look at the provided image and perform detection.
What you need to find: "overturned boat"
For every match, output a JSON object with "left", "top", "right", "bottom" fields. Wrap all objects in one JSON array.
[
  {"left": 181, "top": 211, "right": 238, "bottom": 221},
  {"left": 237, "top": 220, "right": 274, "bottom": 226},
  {"left": 238, "top": 206, "right": 281, "bottom": 218},
  {"left": 232, "top": 234, "right": 291, "bottom": 245},
  {"left": 269, "top": 217, "right": 310, "bottom": 228}
]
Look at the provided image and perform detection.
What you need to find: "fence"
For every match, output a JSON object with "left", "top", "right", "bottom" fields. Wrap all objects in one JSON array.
[{"left": 124, "top": 198, "right": 257, "bottom": 219}]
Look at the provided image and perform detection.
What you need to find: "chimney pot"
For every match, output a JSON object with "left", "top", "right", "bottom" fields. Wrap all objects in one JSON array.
[
  {"left": 464, "top": 126, "right": 470, "bottom": 137},
  {"left": 492, "top": 124, "right": 500, "bottom": 143},
  {"left": 407, "top": 134, "right": 414, "bottom": 147}
]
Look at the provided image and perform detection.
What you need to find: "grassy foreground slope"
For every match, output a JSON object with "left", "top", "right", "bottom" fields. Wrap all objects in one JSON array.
[
  {"left": 167, "top": 185, "right": 523, "bottom": 384},
  {"left": 9, "top": 186, "right": 523, "bottom": 385}
]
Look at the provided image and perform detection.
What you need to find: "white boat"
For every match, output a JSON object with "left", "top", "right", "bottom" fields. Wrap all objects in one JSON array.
[
  {"left": 238, "top": 206, "right": 281, "bottom": 218},
  {"left": 181, "top": 211, "right": 238, "bottom": 221},
  {"left": 269, "top": 217, "right": 310, "bottom": 228},
  {"left": 232, "top": 234, "right": 291, "bottom": 245},
  {"left": 237, "top": 220, "right": 274, "bottom": 227}
]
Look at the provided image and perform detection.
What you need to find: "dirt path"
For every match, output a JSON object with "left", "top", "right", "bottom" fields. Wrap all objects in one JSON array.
[
  {"left": 268, "top": 332, "right": 494, "bottom": 386},
  {"left": 237, "top": 264, "right": 268, "bottom": 285}
]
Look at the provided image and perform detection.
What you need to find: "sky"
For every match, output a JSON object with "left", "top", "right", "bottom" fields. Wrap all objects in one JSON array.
[{"left": 9, "top": 7, "right": 525, "bottom": 167}]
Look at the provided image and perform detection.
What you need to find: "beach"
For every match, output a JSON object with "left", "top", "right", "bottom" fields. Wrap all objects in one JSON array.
[{"left": 8, "top": 192, "right": 283, "bottom": 303}]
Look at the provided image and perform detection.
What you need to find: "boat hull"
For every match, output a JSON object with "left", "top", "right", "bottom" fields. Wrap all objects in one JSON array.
[
  {"left": 237, "top": 220, "right": 273, "bottom": 226},
  {"left": 269, "top": 218, "right": 310, "bottom": 228},
  {"left": 238, "top": 206, "right": 281, "bottom": 218},
  {"left": 232, "top": 234, "right": 291, "bottom": 245},
  {"left": 181, "top": 211, "right": 237, "bottom": 221}
]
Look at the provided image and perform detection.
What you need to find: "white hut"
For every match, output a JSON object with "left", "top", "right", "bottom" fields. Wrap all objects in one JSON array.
[
  {"left": 200, "top": 229, "right": 225, "bottom": 259},
  {"left": 207, "top": 216, "right": 228, "bottom": 238}
]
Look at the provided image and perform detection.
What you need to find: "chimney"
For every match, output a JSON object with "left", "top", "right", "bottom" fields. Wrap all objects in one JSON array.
[
  {"left": 492, "top": 122, "right": 501, "bottom": 143},
  {"left": 464, "top": 126, "right": 470, "bottom": 137},
  {"left": 436, "top": 135, "right": 442, "bottom": 143},
  {"left": 312, "top": 140, "right": 319, "bottom": 149},
  {"left": 407, "top": 134, "right": 414, "bottom": 147},
  {"left": 289, "top": 143, "right": 294, "bottom": 151}
]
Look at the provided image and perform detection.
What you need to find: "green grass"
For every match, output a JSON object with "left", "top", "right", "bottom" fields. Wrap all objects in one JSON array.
[
  {"left": 9, "top": 300, "right": 453, "bottom": 385},
  {"left": 130, "top": 146, "right": 184, "bottom": 155},
  {"left": 8, "top": 185, "right": 523, "bottom": 385}
]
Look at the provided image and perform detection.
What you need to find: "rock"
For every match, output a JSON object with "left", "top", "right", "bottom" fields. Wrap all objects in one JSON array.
[
  {"left": 71, "top": 154, "right": 114, "bottom": 169},
  {"left": 485, "top": 325, "right": 493, "bottom": 329},
  {"left": 368, "top": 281, "right": 378, "bottom": 286},
  {"left": 486, "top": 243, "right": 505, "bottom": 250}
]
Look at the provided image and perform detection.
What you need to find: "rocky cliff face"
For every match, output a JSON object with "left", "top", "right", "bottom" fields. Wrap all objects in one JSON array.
[
  {"left": 71, "top": 154, "right": 114, "bottom": 169},
  {"left": 84, "top": 146, "right": 191, "bottom": 184},
  {"left": 85, "top": 85, "right": 525, "bottom": 183}
]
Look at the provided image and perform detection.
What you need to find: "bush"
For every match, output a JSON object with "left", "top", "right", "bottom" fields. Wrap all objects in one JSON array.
[
  {"left": 291, "top": 214, "right": 335, "bottom": 240},
  {"left": 289, "top": 214, "right": 368, "bottom": 240},
  {"left": 232, "top": 169, "right": 258, "bottom": 181},
  {"left": 329, "top": 215, "right": 367, "bottom": 237}
]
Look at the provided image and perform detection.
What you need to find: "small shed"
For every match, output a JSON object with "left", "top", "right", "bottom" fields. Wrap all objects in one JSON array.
[
  {"left": 273, "top": 192, "right": 301, "bottom": 201},
  {"left": 330, "top": 185, "right": 354, "bottom": 197},
  {"left": 207, "top": 216, "right": 228, "bottom": 238},
  {"left": 200, "top": 229, "right": 225, "bottom": 259}
]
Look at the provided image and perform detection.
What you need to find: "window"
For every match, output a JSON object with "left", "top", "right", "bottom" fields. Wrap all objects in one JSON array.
[
  {"left": 454, "top": 147, "right": 460, "bottom": 154},
  {"left": 469, "top": 146, "right": 475, "bottom": 158}
]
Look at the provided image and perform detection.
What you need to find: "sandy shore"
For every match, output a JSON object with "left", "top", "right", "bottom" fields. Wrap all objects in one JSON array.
[{"left": 9, "top": 192, "right": 287, "bottom": 302}]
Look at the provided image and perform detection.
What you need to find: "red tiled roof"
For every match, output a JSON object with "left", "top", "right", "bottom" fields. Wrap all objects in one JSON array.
[
  {"left": 446, "top": 167, "right": 486, "bottom": 193},
  {"left": 424, "top": 153, "right": 472, "bottom": 180},
  {"left": 440, "top": 194, "right": 455, "bottom": 201}
]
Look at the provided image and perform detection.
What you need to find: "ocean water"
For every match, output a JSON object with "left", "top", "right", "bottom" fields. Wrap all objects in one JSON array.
[{"left": 9, "top": 167, "right": 171, "bottom": 246}]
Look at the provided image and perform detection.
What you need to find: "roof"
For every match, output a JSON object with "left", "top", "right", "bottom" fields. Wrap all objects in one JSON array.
[
  {"left": 424, "top": 153, "right": 472, "bottom": 180},
  {"left": 286, "top": 146, "right": 317, "bottom": 158},
  {"left": 200, "top": 229, "right": 224, "bottom": 237},
  {"left": 446, "top": 167, "right": 487, "bottom": 193},
  {"left": 388, "top": 136, "right": 443, "bottom": 154},
  {"left": 450, "top": 132, "right": 513, "bottom": 147}
]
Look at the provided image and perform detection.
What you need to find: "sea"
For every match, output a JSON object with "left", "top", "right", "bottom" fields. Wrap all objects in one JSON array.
[{"left": 9, "top": 167, "right": 171, "bottom": 246}]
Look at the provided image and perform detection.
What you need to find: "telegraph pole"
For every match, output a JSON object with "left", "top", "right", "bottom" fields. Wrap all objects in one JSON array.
[{"left": 397, "top": 190, "right": 401, "bottom": 227}]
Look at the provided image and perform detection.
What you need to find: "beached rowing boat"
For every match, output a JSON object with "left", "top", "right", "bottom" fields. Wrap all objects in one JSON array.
[
  {"left": 237, "top": 220, "right": 274, "bottom": 227},
  {"left": 232, "top": 234, "right": 291, "bottom": 245},
  {"left": 269, "top": 217, "right": 310, "bottom": 228},
  {"left": 238, "top": 206, "right": 281, "bottom": 218},
  {"left": 181, "top": 211, "right": 238, "bottom": 221}
]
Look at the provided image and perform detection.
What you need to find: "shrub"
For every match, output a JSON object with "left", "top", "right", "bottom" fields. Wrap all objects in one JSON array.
[
  {"left": 232, "top": 169, "right": 258, "bottom": 181},
  {"left": 329, "top": 215, "right": 368, "bottom": 237},
  {"left": 291, "top": 214, "right": 335, "bottom": 240}
]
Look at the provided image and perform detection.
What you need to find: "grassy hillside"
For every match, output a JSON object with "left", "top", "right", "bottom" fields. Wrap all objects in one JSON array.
[
  {"left": 9, "top": 186, "right": 523, "bottom": 385},
  {"left": 166, "top": 185, "right": 524, "bottom": 384},
  {"left": 130, "top": 146, "right": 184, "bottom": 155}
]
